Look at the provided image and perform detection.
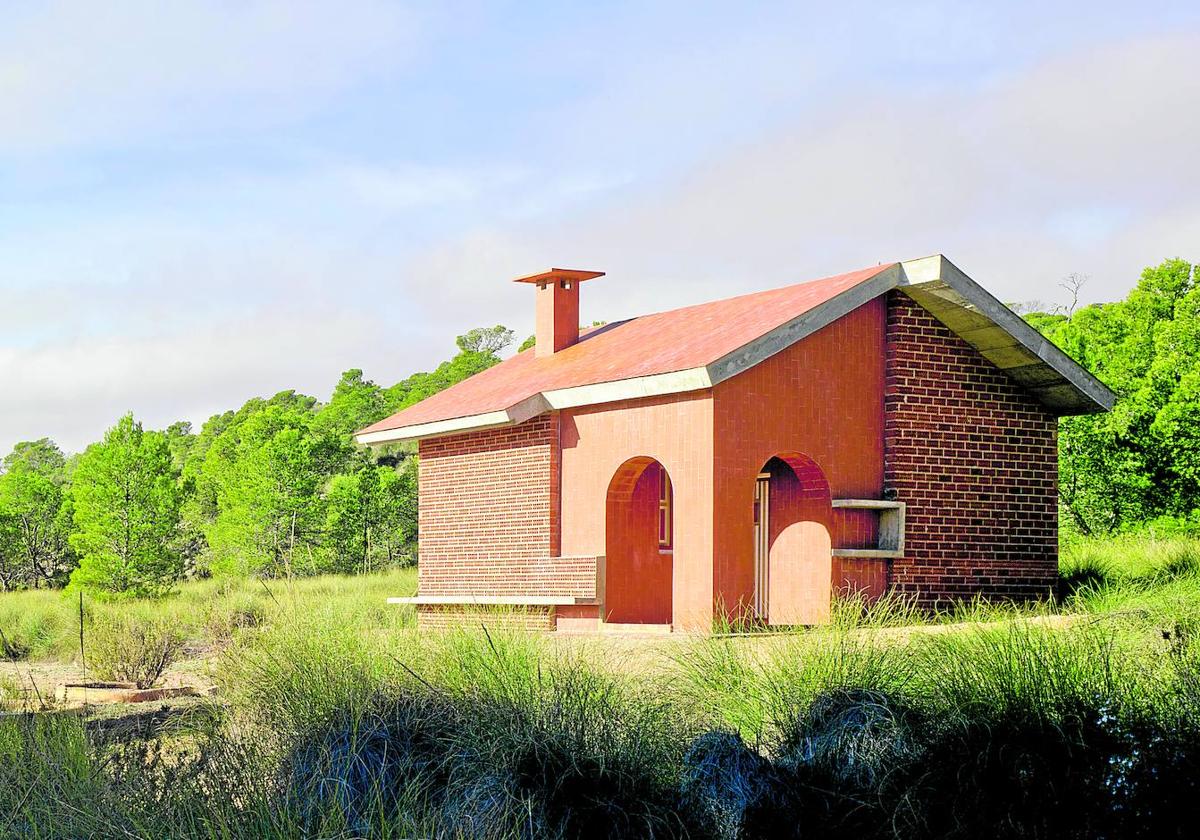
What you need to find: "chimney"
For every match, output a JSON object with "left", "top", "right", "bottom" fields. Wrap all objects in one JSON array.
[{"left": 513, "top": 268, "right": 605, "bottom": 357}]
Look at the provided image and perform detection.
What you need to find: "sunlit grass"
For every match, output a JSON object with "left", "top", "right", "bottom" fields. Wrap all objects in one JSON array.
[
  {"left": 0, "top": 567, "right": 418, "bottom": 663},
  {"left": 6, "top": 538, "right": 1200, "bottom": 837}
]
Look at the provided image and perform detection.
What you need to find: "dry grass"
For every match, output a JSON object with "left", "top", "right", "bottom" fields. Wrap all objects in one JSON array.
[{"left": 0, "top": 567, "right": 418, "bottom": 665}]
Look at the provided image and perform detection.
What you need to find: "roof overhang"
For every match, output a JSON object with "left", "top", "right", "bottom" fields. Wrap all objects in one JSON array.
[
  {"left": 356, "top": 255, "right": 1114, "bottom": 445},
  {"left": 896, "top": 254, "right": 1115, "bottom": 416},
  {"left": 356, "top": 368, "right": 716, "bottom": 444},
  {"left": 354, "top": 393, "right": 550, "bottom": 445}
]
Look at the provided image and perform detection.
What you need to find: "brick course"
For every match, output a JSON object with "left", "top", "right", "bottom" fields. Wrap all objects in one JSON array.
[
  {"left": 418, "top": 415, "right": 562, "bottom": 596},
  {"left": 415, "top": 604, "right": 555, "bottom": 631},
  {"left": 885, "top": 291, "right": 1058, "bottom": 606}
]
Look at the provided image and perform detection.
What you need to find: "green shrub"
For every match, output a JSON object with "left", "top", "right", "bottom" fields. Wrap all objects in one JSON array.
[
  {"left": 86, "top": 614, "right": 184, "bottom": 689},
  {"left": 0, "top": 567, "right": 418, "bottom": 666},
  {"left": 1058, "top": 550, "right": 1114, "bottom": 599},
  {"left": 0, "top": 673, "right": 26, "bottom": 705},
  {"left": 271, "top": 629, "right": 696, "bottom": 839},
  {"left": 0, "top": 626, "right": 30, "bottom": 661},
  {"left": 1150, "top": 541, "right": 1200, "bottom": 582},
  {"left": 7, "top": 540, "right": 1200, "bottom": 837},
  {"left": 202, "top": 592, "right": 269, "bottom": 645},
  {"left": 829, "top": 589, "right": 922, "bottom": 629},
  {"left": 0, "top": 589, "right": 78, "bottom": 661}
]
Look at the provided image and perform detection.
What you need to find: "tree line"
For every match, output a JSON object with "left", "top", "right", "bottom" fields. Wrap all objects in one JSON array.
[
  {"left": 0, "top": 326, "right": 515, "bottom": 596},
  {"left": 1028, "top": 258, "right": 1200, "bottom": 536},
  {"left": 3, "top": 258, "right": 1198, "bottom": 595}
]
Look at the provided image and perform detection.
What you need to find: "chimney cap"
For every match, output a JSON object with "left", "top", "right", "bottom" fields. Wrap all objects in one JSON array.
[{"left": 513, "top": 268, "right": 605, "bottom": 285}]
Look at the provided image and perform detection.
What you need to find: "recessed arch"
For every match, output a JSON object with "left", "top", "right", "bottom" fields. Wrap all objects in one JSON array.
[
  {"left": 605, "top": 456, "right": 674, "bottom": 625},
  {"left": 751, "top": 451, "right": 832, "bottom": 625}
]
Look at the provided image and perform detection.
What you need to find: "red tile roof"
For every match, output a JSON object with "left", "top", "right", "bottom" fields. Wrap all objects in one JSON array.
[{"left": 360, "top": 263, "right": 896, "bottom": 436}]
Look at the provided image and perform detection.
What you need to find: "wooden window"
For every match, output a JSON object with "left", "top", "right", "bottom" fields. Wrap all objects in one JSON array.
[{"left": 658, "top": 468, "right": 673, "bottom": 551}]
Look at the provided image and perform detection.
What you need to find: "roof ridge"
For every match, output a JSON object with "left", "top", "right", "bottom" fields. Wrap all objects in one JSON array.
[{"left": 599, "top": 262, "right": 895, "bottom": 325}]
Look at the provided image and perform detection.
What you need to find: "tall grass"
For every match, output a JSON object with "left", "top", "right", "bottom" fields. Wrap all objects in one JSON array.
[
  {"left": 6, "top": 538, "right": 1200, "bottom": 837},
  {"left": 0, "top": 567, "right": 417, "bottom": 663},
  {"left": 1059, "top": 536, "right": 1200, "bottom": 636},
  {"left": 224, "top": 616, "right": 697, "bottom": 838},
  {"left": 5, "top": 610, "right": 1200, "bottom": 838}
]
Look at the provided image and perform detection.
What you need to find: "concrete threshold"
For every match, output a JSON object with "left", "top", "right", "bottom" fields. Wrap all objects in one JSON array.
[{"left": 598, "top": 622, "right": 673, "bottom": 635}]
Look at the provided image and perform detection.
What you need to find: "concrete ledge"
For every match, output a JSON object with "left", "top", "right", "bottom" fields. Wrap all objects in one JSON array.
[
  {"left": 599, "top": 622, "right": 673, "bottom": 635},
  {"left": 832, "top": 499, "right": 903, "bottom": 509},
  {"left": 832, "top": 548, "right": 904, "bottom": 559},
  {"left": 388, "top": 595, "right": 597, "bottom": 606},
  {"left": 832, "top": 499, "right": 906, "bottom": 557}
]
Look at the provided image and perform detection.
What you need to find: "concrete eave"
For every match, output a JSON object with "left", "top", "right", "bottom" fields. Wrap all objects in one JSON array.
[
  {"left": 542, "top": 367, "right": 713, "bottom": 409},
  {"left": 896, "top": 255, "right": 1116, "bottom": 416},
  {"left": 355, "top": 392, "right": 550, "bottom": 445}
]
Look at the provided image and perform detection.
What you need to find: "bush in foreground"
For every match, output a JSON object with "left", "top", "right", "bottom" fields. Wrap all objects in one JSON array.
[{"left": 86, "top": 613, "right": 184, "bottom": 689}]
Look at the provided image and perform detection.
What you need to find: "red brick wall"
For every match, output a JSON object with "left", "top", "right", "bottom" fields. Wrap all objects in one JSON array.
[
  {"left": 885, "top": 291, "right": 1058, "bottom": 605},
  {"left": 418, "top": 556, "right": 600, "bottom": 599},
  {"left": 418, "top": 415, "right": 565, "bottom": 596}
]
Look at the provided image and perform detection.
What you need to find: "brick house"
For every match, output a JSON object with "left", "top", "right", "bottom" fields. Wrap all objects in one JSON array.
[{"left": 357, "top": 255, "right": 1114, "bottom": 631}]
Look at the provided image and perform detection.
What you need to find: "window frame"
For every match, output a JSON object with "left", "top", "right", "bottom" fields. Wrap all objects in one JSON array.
[{"left": 657, "top": 467, "right": 673, "bottom": 552}]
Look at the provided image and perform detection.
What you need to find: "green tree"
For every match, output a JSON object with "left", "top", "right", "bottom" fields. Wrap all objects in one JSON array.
[
  {"left": 68, "top": 415, "right": 183, "bottom": 597},
  {"left": 163, "top": 421, "right": 197, "bottom": 473},
  {"left": 1029, "top": 259, "right": 1200, "bottom": 534},
  {"left": 0, "top": 513, "right": 23, "bottom": 591},
  {"left": 456, "top": 325, "right": 515, "bottom": 355},
  {"left": 315, "top": 369, "right": 389, "bottom": 442},
  {"left": 324, "top": 459, "right": 417, "bottom": 574},
  {"left": 0, "top": 439, "right": 73, "bottom": 588},
  {"left": 3, "top": 438, "right": 66, "bottom": 475},
  {"left": 200, "top": 400, "right": 341, "bottom": 577},
  {"left": 163, "top": 420, "right": 207, "bottom": 575}
]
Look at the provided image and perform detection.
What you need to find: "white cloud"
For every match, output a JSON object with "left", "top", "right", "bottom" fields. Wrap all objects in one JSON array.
[
  {"left": 0, "top": 0, "right": 420, "bottom": 151},
  {"left": 423, "top": 29, "right": 1200, "bottom": 315},
  {"left": 1, "top": 303, "right": 392, "bottom": 453}
]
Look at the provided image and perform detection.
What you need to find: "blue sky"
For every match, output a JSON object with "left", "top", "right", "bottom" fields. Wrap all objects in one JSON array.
[{"left": 2, "top": 1, "right": 1199, "bottom": 453}]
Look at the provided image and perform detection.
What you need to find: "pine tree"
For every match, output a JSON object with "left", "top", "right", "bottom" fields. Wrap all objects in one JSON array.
[{"left": 68, "top": 414, "right": 182, "bottom": 596}]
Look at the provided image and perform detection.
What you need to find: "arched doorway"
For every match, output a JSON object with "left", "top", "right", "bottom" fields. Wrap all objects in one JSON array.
[
  {"left": 605, "top": 457, "right": 674, "bottom": 625},
  {"left": 752, "top": 453, "right": 832, "bottom": 625}
]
